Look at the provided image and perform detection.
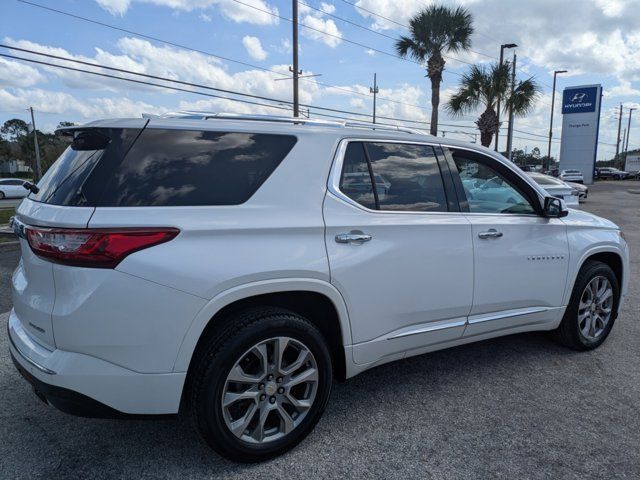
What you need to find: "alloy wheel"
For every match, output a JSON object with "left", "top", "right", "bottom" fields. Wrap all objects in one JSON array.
[
  {"left": 221, "top": 337, "right": 318, "bottom": 444},
  {"left": 578, "top": 276, "right": 613, "bottom": 340}
]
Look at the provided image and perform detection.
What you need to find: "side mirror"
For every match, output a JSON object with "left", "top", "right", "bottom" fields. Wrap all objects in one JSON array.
[{"left": 544, "top": 196, "right": 569, "bottom": 218}]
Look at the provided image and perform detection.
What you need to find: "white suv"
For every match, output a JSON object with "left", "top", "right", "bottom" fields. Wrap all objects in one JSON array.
[{"left": 8, "top": 113, "right": 629, "bottom": 462}]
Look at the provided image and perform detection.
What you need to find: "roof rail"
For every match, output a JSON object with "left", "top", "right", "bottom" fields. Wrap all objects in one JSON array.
[
  {"left": 156, "top": 111, "right": 344, "bottom": 126},
  {"left": 143, "top": 111, "right": 426, "bottom": 136}
]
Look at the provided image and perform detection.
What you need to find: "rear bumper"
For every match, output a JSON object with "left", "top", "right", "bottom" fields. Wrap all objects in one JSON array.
[{"left": 8, "top": 309, "right": 185, "bottom": 416}]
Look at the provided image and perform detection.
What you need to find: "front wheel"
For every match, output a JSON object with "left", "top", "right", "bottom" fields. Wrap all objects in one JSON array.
[
  {"left": 188, "top": 307, "right": 333, "bottom": 462},
  {"left": 554, "top": 260, "right": 619, "bottom": 350},
  {"left": 0, "top": 191, "right": 5, "bottom": 199}
]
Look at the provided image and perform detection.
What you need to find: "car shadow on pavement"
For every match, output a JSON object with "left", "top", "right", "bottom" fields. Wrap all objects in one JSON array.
[{"left": 2, "top": 325, "right": 603, "bottom": 479}]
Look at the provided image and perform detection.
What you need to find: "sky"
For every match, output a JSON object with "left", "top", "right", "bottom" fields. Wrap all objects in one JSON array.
[{"left": 1, "top": 0, "right": 639, "bottom": 160}]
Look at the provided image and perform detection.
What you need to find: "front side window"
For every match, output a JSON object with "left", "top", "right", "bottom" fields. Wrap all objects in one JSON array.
[
  {"left": 452, "top": 152, "right": 536, "bottom": 215},
  {"left": 339, "top": 141, "right": 448, "bottom": 213}
]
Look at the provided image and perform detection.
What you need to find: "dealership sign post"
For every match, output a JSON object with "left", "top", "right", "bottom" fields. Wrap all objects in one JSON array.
[{"left": 559, "top": 84, "right": 602, "bottom": 184}]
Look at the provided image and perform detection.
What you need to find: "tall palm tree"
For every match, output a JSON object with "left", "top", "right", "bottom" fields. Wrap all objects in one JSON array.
[
  {"left": 446, "top": 62, "right": 540, "bottom": 147},
  {"left": 395, "top": 5, "right": 474, "bottom": 136}
]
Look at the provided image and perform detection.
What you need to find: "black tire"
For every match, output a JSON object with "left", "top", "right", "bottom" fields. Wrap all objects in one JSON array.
[
  {"left": 0, "top": 191, "right": 5, "bottom": 199},
  {"left": 188, "top": 307, "right": 333, "bottom": 462},
  {"left": 554, "top": 260, "right": 619, "bottom": 350}
]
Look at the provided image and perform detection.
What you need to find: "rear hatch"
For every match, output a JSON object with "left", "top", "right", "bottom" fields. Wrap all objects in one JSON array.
[{"left": 12, "top": 119, "right": 147, "bottom": 348}]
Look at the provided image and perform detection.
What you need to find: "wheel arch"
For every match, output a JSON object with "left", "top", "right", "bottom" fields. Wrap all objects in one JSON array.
[
  {"left": 173, "top": 279, "right": 352, "bottom": 380},
  {"left": 565, "top": 247, "right": 625, "bottom": 307}
]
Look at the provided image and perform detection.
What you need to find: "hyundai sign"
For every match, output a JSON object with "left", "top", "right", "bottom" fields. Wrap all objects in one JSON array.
[
  {"left": 562, "top": 86, "right": 598, "bottom": 114},
  {"left": 559, "top": 84, "right": 602, "bottom": 184}
]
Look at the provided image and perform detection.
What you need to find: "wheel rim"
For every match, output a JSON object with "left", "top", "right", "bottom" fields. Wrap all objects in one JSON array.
[
  {"left": 221, "top": 336, "right": 319, "bottom": 444},
  {"left": 578, "top": 276, "right": 614, "bottom": 341}
]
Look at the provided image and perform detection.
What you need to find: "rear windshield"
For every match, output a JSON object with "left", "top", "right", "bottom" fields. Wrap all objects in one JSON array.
[{"left": 31, "top": 128, "right": 297, "bottom": 207}]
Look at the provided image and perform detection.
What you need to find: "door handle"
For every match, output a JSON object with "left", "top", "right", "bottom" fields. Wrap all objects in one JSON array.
[
  {"left": 478, "top": 229, "right": 503, "bottom": 239},
  {"left": 335, "top": 230, "right": 372, "bottom": 245}
]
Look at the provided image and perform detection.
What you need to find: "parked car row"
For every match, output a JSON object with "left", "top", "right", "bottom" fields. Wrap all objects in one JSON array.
[{"left": 595, "top": 167, "right": 635, "bottom": 180}]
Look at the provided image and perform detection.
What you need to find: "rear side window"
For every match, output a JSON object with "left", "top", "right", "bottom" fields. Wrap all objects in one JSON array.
[
  {"left": 95, "top": 129, "right": 296, "bottom": 206},
  {"left": 31, "top": 128, "right": 296, "bottom": 207},
  {"left": 30, "top": 128, "right": 141, "bottom": 205},
  {"left": 366, "top": 143, "right": 447, "bottom": 212},
  {"left": 339, "top": 141, "right": 447, "bottom": 212},
  {"left": 340, "top": 143, "right": 377, "bottom": 210}
]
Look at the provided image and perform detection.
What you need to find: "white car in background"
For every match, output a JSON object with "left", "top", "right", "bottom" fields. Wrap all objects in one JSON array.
[
  {"left": 559, "top": 169, "right": 584, "bottom": 183},
  {"left": 527, "top": 172, "right": 580, "bottom": 207},
  {"left": 0, "top": 178, "right": 29, "bottom": 199}
]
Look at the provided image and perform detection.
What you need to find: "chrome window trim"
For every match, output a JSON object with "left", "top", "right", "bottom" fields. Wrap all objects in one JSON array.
[
  {"left": 329, "top": 138, "right": 547, "bottom": 218},
  {"left": 328, "top": 138, "right": 458, "bottom": 216}
]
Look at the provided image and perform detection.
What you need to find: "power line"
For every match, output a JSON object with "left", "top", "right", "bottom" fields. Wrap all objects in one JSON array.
[
  {"left": 298, "top": 0, "right": 477, "bottom": 68},
  {"left": 14, "top": 0, "right": 434, "bottom": 112},
  {"left": 2, "top": 49, "right": 520, "bottom": 134},
  {"left": 229, "top": 0, "right": 464, "bottom": 77},
  {"left": 0, "top": 53, "right": 295, "bottom": 112}
]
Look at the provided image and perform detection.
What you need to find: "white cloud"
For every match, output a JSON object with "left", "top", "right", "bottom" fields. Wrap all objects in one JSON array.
[
  {"left": 365, "top": 49, "right": 376, "bottom": 56},
  {"left": 95, "top": 0, "right": 279, "bottom": 25},
  {"left": 242, "top": 36, "right": 268, "bottom": 61},
  {"left": 301, "top": 15, "right": 342, "bottom": 48},
  {"left": 0, "top": 58, "right": 46, "bottom": 87},
  {"left": 279, "top": 38, "right": 293, "bottom": 54},
  {"left": 199, "top": 13, "right": 212, "bottom": 22},
  {"left": 320, "top": 2, "right": 336, "bottom": 14},
  {"left": 95, "top": 0, "right": 131, "bottom": 16},
  {"left": 604, "top": 80, "right": 640, "bottom": 98},
  {"left": 0, "top": 87, "right": 164, "bottom": 119},
  {"left": 352, "top": 0, "right": 640, "bottom": 84}
]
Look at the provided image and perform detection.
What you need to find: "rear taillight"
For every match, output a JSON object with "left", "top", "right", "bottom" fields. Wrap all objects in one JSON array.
[{"left": 26, "top": 227, "right": 179, "bottom": 268}]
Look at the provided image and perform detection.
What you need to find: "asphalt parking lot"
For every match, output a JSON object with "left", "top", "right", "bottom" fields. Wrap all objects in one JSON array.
[{"left": 1, "top": 181, "right": 639, "bottom": 479}]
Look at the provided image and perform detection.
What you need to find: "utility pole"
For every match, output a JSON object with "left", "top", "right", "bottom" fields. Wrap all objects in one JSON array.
[
  {"left": 369, "top": 73, "right": 379, "bottom": 124},
  {"left": 495, "top": 43, "right": 517, "bottom": 152},
  {"left": 291, "top": 0, "right": 300, "bottom": 117},
  {"left": 506, "top": 52, "right": 517, "bottom": 161},
  {"left": 615, "top": 103, "right": 623, "bottom": 158},
  {"left": 624, "top": 107, "right": 636, "bottom": 155},
  {"left": 29, "top": 107, "right": 42, "bottom": 182},
  {"left": 547, "top": 69, "right": 567, "bottom": 169}
]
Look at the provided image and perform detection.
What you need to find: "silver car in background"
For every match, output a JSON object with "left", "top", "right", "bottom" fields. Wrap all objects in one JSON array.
[{"left": 527, "top": 172, "right": 580, "bottom": 207}]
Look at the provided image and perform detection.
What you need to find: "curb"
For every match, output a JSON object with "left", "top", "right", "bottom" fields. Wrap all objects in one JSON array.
[
  {"left": 0, "top": 241, "right": 19, "bottom": 251},
  {"left": 628, "top": 189, "right": 640, "bottom": 195}
]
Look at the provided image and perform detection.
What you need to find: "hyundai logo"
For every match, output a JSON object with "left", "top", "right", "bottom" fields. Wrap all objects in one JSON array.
[{"left": 570, "top": 92, "right": 587, "bottom": 103}]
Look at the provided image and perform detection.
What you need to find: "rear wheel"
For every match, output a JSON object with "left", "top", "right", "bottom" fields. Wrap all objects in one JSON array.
[
  {"left": 0, "top": 191, "right": 5, "bottom": 199},
  {"left": 188, "top": 307, "right": 333, "bottom": 462},
  {"left": 554, "top": 260, "right": 619, "bottom": 350}
]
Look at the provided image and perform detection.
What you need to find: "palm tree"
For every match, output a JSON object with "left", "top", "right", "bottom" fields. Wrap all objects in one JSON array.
[
  {"left": 446, "top": 62, "right": 540, "bottom": 147},
  {"left": 395, "top": 5, "right": 474, "bottom": 137}
]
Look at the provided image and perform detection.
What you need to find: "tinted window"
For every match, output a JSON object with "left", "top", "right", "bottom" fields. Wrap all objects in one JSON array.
[
  {"left": 339, "top": 142, "right": 377, "bottom": 210},
  {"left": 366, "top": 143, "right": 447, "bottom": 212},
  {"left": 2, "top": 180, "right": 24, "bottom": 185},
  {"left": 95, "top": 129, "right": 296, "bottom": 206},
  {"left": 30, "top": 128, "right": 142, "bottom": 205},
  {"left": 452, "top": 153, "right": 535, "bottom": 215}
]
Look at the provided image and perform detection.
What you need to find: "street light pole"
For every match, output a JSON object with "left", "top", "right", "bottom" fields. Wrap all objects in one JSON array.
[
  {"left": 291, "top": 0, "right": 300, "bottom": 117},
  {"left": 370, "top": 73, "right": 379, "bottom": 124},
  {"left": 546, "top": 69, "right": 567, "bottom": 170},
  {"left": 507, "top": 52, "right": 517, "bottom": 161},
  {"left": 495, "top": 43, "right": 517, "bottom": 152}
]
